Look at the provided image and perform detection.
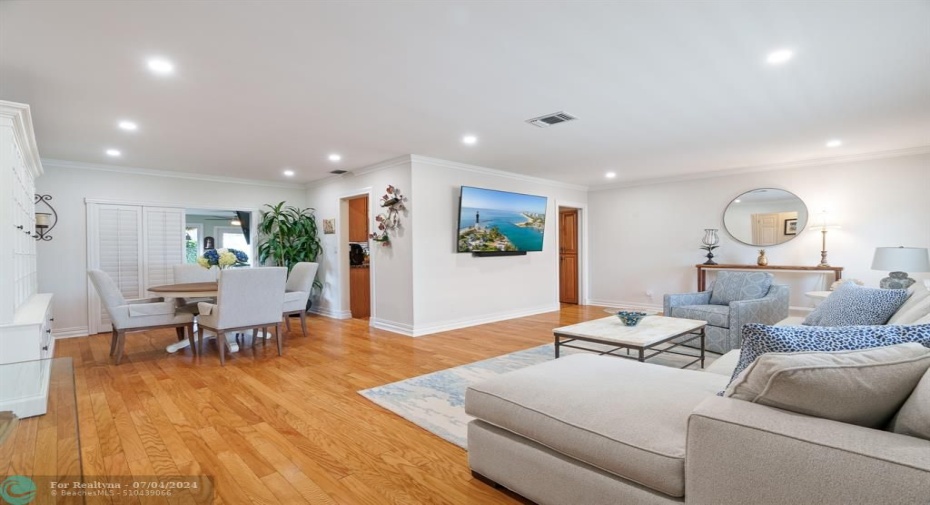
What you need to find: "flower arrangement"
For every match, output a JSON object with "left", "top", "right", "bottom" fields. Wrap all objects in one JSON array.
[
  {"left": 370, "top": 185, "right": 407, "bottom": 246},
  {"left": 197, "top": 248, "right": 249, "bottom": 269}
]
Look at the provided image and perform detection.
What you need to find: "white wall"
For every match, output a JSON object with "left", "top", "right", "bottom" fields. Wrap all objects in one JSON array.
[
  {"left": 36, "top": 162, "right": 306, "bottom": 337},
  {"left": 588, "top": 152, "right": 930, "bottom": 313},
  {"left": 409, "top": 156, "right": 588, "bottom": 335},
  {"left": 304, "top": 157, "right": 414, "bottom": 330}
]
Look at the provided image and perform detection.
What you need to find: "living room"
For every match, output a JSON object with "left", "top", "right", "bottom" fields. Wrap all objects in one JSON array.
[{"left": 1, "top": 1, "right": 928, "bottom": 504}]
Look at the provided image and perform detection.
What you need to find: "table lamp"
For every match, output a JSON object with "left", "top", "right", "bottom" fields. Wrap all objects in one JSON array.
[
  {"left": 813, "top": 211, "right": 840, "bottom": 267},
  {"left": 871, "top": 246, "right": 930, "bottom": 289}
]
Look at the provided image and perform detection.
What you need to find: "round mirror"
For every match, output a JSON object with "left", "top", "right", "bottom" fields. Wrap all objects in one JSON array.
[{"left": 723, "top": 188, "right": 808, "bottom": 246}]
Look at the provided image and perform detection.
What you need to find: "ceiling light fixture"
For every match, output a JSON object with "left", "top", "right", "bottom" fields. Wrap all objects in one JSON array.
[
  {"left": 118, "top": 120, "right": 138, "bottom": 131},
  {"left": 826, "top": 139, "right": 843, "bottom": 148},
  {"left": 283, "top": 169, "right": 295, "bottom": 177},
  {"left": 766, "top": 49, "right": 794, "bottom": 65},
  {"left": 605, "top": 172, "right": 616, "bottom": 179},
  {"left": 462, "top": 135, "right": 478, "bottom": 145},
  {"left": 147, "top": 58, "right": 175, "bottom": 75},
  {"left": 230, "top": 218, "right": 242, "bottom": 226},
  {"left": 106, "top": 149, "right": 121, "bottom": 157},
  {"left": 328, "top": 154, "right": 342, "bottom": 162}
]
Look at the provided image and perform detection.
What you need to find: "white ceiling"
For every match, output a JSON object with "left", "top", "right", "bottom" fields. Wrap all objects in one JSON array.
[{"left": 1, "top": 1, "right": 928, "bottom": 187}]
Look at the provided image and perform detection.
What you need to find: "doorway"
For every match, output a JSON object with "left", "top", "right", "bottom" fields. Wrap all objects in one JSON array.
[
  {"left": 347, "top": 195, "right": 371, "bottom": 318},
  {"left": 559, "top": 207, "right": 579, "bottom": 304}
]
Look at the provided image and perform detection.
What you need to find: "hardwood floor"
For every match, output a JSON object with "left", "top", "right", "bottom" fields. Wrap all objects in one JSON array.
[{"left": 36, "top": 304, "right": 611, "bottom": 504}]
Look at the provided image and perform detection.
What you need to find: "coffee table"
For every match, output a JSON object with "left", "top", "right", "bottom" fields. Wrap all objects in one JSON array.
[{"left": 552, "top": 315, "right": 706, "bottom": 368}]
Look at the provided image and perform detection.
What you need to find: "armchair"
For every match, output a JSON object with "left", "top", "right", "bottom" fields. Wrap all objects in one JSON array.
[
  {"left": 88, "top": 270, "right": 195, "bottom": 364},
  {"left": 282, "top": 262, "right": 319, "bottom": 337},
  {"left": 664, "top": 271, "right": 788, "bottom": 353}
]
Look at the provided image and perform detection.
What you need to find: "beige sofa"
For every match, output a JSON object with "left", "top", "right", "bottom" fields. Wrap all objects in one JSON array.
[{"left": 465, "top": 350, "right": 930, "bottom": 504}]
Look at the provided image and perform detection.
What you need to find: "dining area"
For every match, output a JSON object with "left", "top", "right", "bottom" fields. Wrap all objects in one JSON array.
[{"left": 87, "top": 261, "right": 319, "bottom": 365}]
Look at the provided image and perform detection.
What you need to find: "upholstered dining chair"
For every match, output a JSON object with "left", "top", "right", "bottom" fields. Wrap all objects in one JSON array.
[
  {"left": 88, "top": 270, "right": 196, "bottom": 365},
  {"left": 664, "top": 271, "right": 789, "bottom": 354},
  {"left": 171, "top": 264, "right": 219, "bottom": 314},
  {"left": 196, "top": 267, "right": 287, "bottom": 365},
  {"left": 282, "top": 262, "right": 319, "bottom": 337}
]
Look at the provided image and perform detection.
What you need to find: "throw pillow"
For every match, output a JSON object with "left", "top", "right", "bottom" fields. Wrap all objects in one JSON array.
[
  {"left": 803, "top": 283, "right": 909, "bottom": 326},
  {"left": 888, "top": 368, "right": 930, "bottom": 440},
  {"left": 888, "top": 282, "right": 930, "bottom": 324},
  {"left": 726, "top": 323, "right": 930, "bottom": 390},
  {"left": 709, "top": 271, "right": 773, "bottom": 305},
  {"left": 725, "top": 343, "right": 930, "bottom": 428}
]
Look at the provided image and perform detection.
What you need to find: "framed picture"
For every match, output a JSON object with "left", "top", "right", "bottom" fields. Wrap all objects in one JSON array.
[
  {"left": 323, "top": 219, "right": 335, "bottom": 234},
  {"left": 784, "top": 219, "right": 798, "bottom": 235}
]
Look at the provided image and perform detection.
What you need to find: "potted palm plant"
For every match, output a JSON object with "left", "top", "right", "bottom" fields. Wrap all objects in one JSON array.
[{"left": 257, "top": 202, "right": 323, "bottom": 306}]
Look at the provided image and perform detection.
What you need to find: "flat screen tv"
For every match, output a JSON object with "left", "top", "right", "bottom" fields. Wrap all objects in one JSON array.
[{"left": 457, "top": 186, "right": 548, "bottom": 253}]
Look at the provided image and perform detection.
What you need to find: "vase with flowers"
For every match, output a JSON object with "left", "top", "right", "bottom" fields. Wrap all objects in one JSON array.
[{"left": 197, "top": 248, "right": 249, "bottom": 270}]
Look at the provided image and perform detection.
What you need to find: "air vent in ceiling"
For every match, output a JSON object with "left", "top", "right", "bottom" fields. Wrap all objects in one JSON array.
[
  {"left": 525, "top": 111, "right": 578, "bottom": 128},
  {"left": 329, "top": 169, "right": 348, "bottom": 175}
]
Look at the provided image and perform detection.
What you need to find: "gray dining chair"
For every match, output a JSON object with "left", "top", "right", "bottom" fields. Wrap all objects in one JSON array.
[
  {"left": 88, "top": 269, "right": 196, "bottom": 364},
  {"left": 196, "top": 267, "right": 287, "bottom": 365},
  {"left": 282, "top": 262, "right": 319, "bottom": 337},
  {"left": 172, "top": 264, "right": 219, "bottom": 314}
]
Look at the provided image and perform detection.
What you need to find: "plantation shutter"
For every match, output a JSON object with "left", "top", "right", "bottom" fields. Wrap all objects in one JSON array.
[
  {"left": 88, "top": 204, "right": 144, "bottom": 332},
  {"left": 142, "top": 207, "right": 184, "bottom": 291}
]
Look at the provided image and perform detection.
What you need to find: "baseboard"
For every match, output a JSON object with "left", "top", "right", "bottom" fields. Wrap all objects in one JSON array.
[
  {"left": 588, "top": 299, "right": 664, "bottom": 314},
  {"left": 369, "top": 318, "right": 415, "bottom": 336},
  {"left": 308, "top": 306, "right": 352, "bottom": 319},
  {"left": 409, "top": 304, "right": 562, "bottom": 337},
  {"left": 53, "top": 326, "right": 89, "bottom": 339}
]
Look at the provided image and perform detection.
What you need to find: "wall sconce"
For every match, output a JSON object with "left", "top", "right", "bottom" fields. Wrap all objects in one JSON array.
[{"left": 34, "top": 194, "right": 57, "bottom": 241}]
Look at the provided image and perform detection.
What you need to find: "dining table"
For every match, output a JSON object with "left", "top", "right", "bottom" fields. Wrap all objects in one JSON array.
[{"left": 148, "top": 282, "right": 271, "bottom": 354}]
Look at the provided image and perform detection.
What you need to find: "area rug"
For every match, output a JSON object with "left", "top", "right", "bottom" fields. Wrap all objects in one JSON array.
[{"left": 358, "top": 343, "right": 711, "bottom": 449}]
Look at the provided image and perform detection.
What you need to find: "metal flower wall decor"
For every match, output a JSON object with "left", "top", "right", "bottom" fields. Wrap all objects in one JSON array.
[{"left": 370, "top": 185, "right": 407, "bottom": 246}]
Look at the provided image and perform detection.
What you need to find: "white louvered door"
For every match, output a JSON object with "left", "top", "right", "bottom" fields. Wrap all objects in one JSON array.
[
  {"left": 142, "top": 207, "right": 184, "bottom": 291},
  {"left": 87, "top": 203, "right": 184, "bottom": 334}
]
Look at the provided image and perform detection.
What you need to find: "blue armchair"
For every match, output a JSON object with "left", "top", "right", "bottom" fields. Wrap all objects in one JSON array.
[{"left": 664, "top": 271, "right": 789, "bottom": 353}]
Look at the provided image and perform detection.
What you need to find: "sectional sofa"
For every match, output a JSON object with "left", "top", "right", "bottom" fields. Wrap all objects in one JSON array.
[{"left": 465, "top": 285, "right": 930, "bottom": 504}]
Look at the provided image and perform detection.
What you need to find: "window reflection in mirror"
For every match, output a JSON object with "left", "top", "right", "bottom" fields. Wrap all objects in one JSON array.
[{"left": 723, "top": 189, "right": 808, "bottom": 246}]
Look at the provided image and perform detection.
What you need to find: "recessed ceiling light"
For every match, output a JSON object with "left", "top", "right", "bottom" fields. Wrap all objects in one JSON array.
[
  {"left": 106, "top": 149, "right": 121, "bottom": 157},
  {"left": 766, "top": 49, "right": 794, "bottom": 65},
  {"left": 462, "top": 135, "right": 478, "bottom": 145},
  {"left": 118, "top": 121, "right": 138, "bottom": 131},
  {"left": 734, "top": 199, "right": 741, "bottom": 203},
  {"left": 328, "top": 154, "right": 342, "bottom": 162},
  {"left": 605, "top": 172, "right": 616, "bottom": 179},
  {"left": 147, "top": 58, "right": 174, "bottom": 75},
  {"left": 283, "top": 169, "right": 295, "bottom": 177},
  {"left": 826, "top": 139, "right": 843, "bottom": 148}
]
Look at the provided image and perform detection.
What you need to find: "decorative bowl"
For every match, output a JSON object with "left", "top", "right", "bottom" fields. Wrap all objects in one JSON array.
[{"left": 616, "top": 311, "right": 648, "bottom": 326}]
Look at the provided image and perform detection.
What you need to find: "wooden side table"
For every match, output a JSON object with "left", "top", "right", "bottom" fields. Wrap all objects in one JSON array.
[{"left": 696, "top": 264, "right": 844, "bottom": 291}]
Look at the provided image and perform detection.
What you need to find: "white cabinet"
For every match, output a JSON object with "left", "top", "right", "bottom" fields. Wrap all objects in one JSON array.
[{"left": 0, "top": 100, "right": 54, "bottom": 417}]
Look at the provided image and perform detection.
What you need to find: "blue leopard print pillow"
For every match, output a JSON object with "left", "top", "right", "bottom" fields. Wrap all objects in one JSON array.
[
  {"left": 803, "top": 283, "right": 909, "bottom": 326},
  {"left": 724, "top": 323, "right": 930, "bottom": 392}
]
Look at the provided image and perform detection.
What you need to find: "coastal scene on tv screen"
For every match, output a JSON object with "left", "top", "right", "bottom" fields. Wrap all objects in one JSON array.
[{"left": 458, "top": 186, "right": 547, "bottom": 252}]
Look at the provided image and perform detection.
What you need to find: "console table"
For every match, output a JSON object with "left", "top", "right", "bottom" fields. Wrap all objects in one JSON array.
[{"left": 696, "top": 264, "right": 844, "bottom": 291}]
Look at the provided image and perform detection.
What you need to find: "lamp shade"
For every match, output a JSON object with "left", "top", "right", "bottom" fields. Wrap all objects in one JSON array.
[{"left": 871, "top": 247, "right": 930, "bottom": 272}]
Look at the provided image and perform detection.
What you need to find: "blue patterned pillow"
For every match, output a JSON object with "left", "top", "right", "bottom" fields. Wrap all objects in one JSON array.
[
  {"left": 724, "top": 323, "right": 930, "bottom": 391},
  {"left": 803, "top": 283, "right": 908, "bottom": 326},
  {"left": 709, "top": 271, "right": 773, "bottom": 305}
]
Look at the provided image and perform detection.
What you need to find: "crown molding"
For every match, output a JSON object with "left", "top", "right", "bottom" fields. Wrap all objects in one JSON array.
[
  {"left": 590, "top": 145, "right": 930, "bottom": 192},
  {"left": 0, "top": 100, "right": 44, "bottom": 177},
  {"left": 303, "top": 155, "right": 413, "bottom": 190},
  {"left": 41, "top": 158, "right": 305, "bottom": 190},
  {"left": 410, "top": 155, "right": 589, "bottom": 192}
]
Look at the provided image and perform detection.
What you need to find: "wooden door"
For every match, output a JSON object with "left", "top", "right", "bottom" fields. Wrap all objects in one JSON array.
[
  {"left": 559, "top": 208, "right": 579, "bottom": 304},
  {"left": 348, "top": 197, "right": 368, "bottom": 242},
  {"left": 350, "top": 267, "right": 371, "bottom": 318}
]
